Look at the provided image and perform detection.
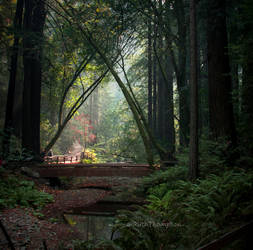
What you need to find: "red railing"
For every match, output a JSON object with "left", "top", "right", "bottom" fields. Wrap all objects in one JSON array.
[
  {"left": 44, "top": 154, "right": 81, "bottom": 164},
  {"left": 44, "top": 151, "right": 95, "bottom": 164}
]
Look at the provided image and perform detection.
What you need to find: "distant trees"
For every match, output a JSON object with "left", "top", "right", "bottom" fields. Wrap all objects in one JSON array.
[
  {"left": 145, "top": 0, "right": 176, "bottom": 159},
  {"left": 1, "top": 0, "right": 252, "bottom": 167}
]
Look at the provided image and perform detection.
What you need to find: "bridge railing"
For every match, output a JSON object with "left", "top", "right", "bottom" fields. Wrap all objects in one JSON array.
[
  {"left": 44, "top": 151, "right": 95, "bottom": 164},
  {"left": 44, "top": 154, "right": 81, "bottom": 164}
]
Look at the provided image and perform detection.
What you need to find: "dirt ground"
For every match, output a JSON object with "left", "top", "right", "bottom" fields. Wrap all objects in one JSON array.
[{"left": 0, "top": 175, "right": 144, "bottom": 249}]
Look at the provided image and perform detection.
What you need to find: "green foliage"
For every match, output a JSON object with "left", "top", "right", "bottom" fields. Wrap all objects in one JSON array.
[
  {"left": 0, "top": 175, "right": 53, "bottom": 210},
  {"left": 77, "top": 138, "right": 253, "bottom": 249},
  {"left": 81, "top": 148, "right": 98, "bottom": 163},
  {"left": 111, "top": 208, "right": 172, "bottom": 250},
  {"left": 95, "top": 86, "right": 146, "bottom": 163},
  {"left": 137, "top": 165, "right": 188, "bottom": 197},
  {"left": 73, "top": 239, "right": 123, "bottom": 250},
  {"left": 84, "top": 168, "right": 253, "bottom": 250},
  {"left": 146, "top": 170, "right": 253, "bottom": 248},
  {"left": 0, "top": 129, "right": 34, "bottom": 161},
  {"left": 198, "top": 136, "right": 232, "bottom": 176},
  {"left": 40, "top": 116, "right": 55, "bottom": 150}
]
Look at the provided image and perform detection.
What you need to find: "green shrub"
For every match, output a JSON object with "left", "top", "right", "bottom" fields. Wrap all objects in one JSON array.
[
  {"left": 81, "top": 149, "right": 98, "bottom": 164},
  {"left": 69, "top": 140, "right": 253, "bottom": 250},
  {"left": 84, "top": 169, "right": 253, "bottom": 250},
  {"left": 0, "top": 176, "right": 53, "bottom": 210},
  {"left": 146, "top": 170, "right": 253, "bottom": 248},
  {"left": 137, "top": 165, "right": 188, "bottom": 196}
]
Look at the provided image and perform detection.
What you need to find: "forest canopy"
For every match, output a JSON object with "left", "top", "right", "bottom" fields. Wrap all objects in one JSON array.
[
  {"left": 0, "top": 0, "right": 252, "bottom": 172},
  {"left": 0, "top": 0, "right": 253, "bottom": 249}
]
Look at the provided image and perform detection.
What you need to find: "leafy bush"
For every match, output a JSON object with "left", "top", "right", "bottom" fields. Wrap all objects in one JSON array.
[
  {"left": 106, "top": 170, "right": 253, "bottom": 250},
  {"left": 78, "top": 168, "right": 253, "bottom": 250},
  {"left": 148, "top": 170, "right": 253, "bottom": 247},
  {"left": 198, "top": 137, "right": 235, "bottom": 176},
  {"left": 138, "top": 165, "right": 187, "bottom": 196},
  {"left": 81, "top": 148, "right": 98, "bottom": 163},
  {"left": 0, "top": 129, "right": 36, "bottom": 162},
  {"left": 0, "top": 176, "right": 53, "bottom": 210},
  {"left": 68, "top": 140, "right": 253, "bottom": 250}
]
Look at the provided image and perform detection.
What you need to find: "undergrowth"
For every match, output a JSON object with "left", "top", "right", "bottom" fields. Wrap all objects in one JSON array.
[
  {"left": 0, "top": 174, "right": 53, "bottom": 211},
  {"left": 81, "top": 148, "right": 98, "bottom": 164},
  {"left": 72, "top": 138, "right": 253, "bottom": 250}
]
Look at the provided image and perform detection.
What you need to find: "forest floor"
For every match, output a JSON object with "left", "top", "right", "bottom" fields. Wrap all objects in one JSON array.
[{"left": 0, "top": 172, "right": 144, "bottom": 250}]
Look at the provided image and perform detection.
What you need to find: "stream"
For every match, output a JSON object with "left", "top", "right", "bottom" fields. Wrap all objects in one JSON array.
[
  {"left": 64, "top": 214, "right": 116, "bottom": 241},
  {"left": 61, "top": 176, "right": 145, "bottom": 242}
]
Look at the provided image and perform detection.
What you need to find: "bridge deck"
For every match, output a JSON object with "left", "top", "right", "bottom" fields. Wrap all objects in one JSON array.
[{"left": 35, "top": 163, "right": 153, "bottom": 177}]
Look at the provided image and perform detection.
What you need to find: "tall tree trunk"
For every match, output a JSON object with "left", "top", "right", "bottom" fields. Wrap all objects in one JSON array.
[
  {"left": 152, "top": 21, "right": 158, "bottom": 136},
  {"left": 207, "top": 0, "right": 237, "bottom": 145},
  {"left": 175, "top": 0, "right": 189, "bottom": 147},
  {"left": 164, "top": 1, "right": 175, "bottom": 154},
  {"left": 93, "top": 87, "right": 99, "bottom": 144},
  {"left": 241, "top": 0, "right": 253, "bottom": 157},
  {"left": 189, "top": 0, "right": 199, "bottom": 180},
  {"left": 148, "top": 19, "right": 153, "bottom": 130},
  {"left": 22, "top": 0, "right": 46, "bottom": 157},
  {"left": 2, "top": 0, "right": 24, "bottom": 158},
  {"left": 157, "top": 0, "right": 165, "bottom": 143},
  {"left": 165, "top": 51, "right": 175, "bottom": 153},
  {"left": 198, "top": 36, "right": 209, "bottom": 136}
]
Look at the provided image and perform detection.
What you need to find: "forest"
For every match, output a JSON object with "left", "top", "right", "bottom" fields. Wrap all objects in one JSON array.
[{"left": 0, "top": 0, "right": 253, "bottom": 249}]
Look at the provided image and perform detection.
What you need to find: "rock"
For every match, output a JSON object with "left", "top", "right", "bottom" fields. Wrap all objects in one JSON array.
[{"left": 21, "top": 167, "right": 40, "bottom": 178}]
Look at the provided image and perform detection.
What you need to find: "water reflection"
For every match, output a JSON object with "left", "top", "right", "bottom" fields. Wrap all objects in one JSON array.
[{"left": 64, "top": 214, "right": 116, "bottom": 241}]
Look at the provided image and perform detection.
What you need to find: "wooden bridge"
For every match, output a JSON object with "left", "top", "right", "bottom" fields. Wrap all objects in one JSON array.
[{"left": 34, "top": 162, "right": 154, "bottom": 178}]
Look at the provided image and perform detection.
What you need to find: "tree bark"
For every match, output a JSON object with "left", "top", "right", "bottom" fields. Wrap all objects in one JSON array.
[
  {"left": 174, "top": 0, "right": 189, "bottom": 147},
  {"left": 207, "top": 0, "right": 237, "bottom": 145},
  {"left": 157, "top": 0, "right": 165, "bottom": 142},
  {"left": 148, "top": 19, "right": 153, "bottom": 130},
  {"left": 241, "top": 0, "right": 253, "bottom": 157},
  {"left": 165, "top": 50, "right": 175, "bottom": 153},
  {"left": 22, "top": 0, "right": 46, "bottom": 157},
  {"left": 189, "top": 0, "right": 199, "bottom": 180},
  {"left": 2, "top": 0, "right": 24, "bottom": 158},
  {"left": 93, "top": 86, "right": 99, "bottom": 144},
  {"left": 152, "top": 21, "right": 158, "bottom": 136}
]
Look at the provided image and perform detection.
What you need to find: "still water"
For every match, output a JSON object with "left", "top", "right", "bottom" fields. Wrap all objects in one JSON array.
[{"left": 64, "top": 214, "right": 117, "bottom": 241}]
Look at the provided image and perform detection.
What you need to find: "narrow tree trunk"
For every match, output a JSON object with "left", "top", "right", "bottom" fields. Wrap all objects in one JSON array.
[
  {"left": 175, "top": 0, "right": 189, "bottom": 147},
  {"left": 189, "top": 0, "right": 199, "bottom": 180},
  {"left": 93, "top": 87, "right": 99, "bottom": 144},
  {"left": 148, "top": 19, "right": 153, "bottom": 129},
  {"left": 165, "top": 51, "right": 175, "bottom": 153},
  {"left": 152, "top": 22, "right": 158, "bottom": 136},
  {"left": 83, "top": 34, "right": 154, "bottom": 165},
  {"left": 157, "top": 0, "right": 165, "bottom": 142},
  {"left": 44, "top": 71, "right": 108, "bottom": 155}
]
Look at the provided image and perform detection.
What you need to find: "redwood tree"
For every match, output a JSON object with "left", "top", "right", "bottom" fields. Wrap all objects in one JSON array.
[
  {"left": 189, "top": 0, "right": 199, "bottom": 180},
  {"left": 2, "top": 0, "right": 24, "bottom": 158},
  {"left": 22, "top": 0, "right": 46, "bottom": 157},
  {"left": 207, "top": 0, "right": 237, "bottom": 145}
]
